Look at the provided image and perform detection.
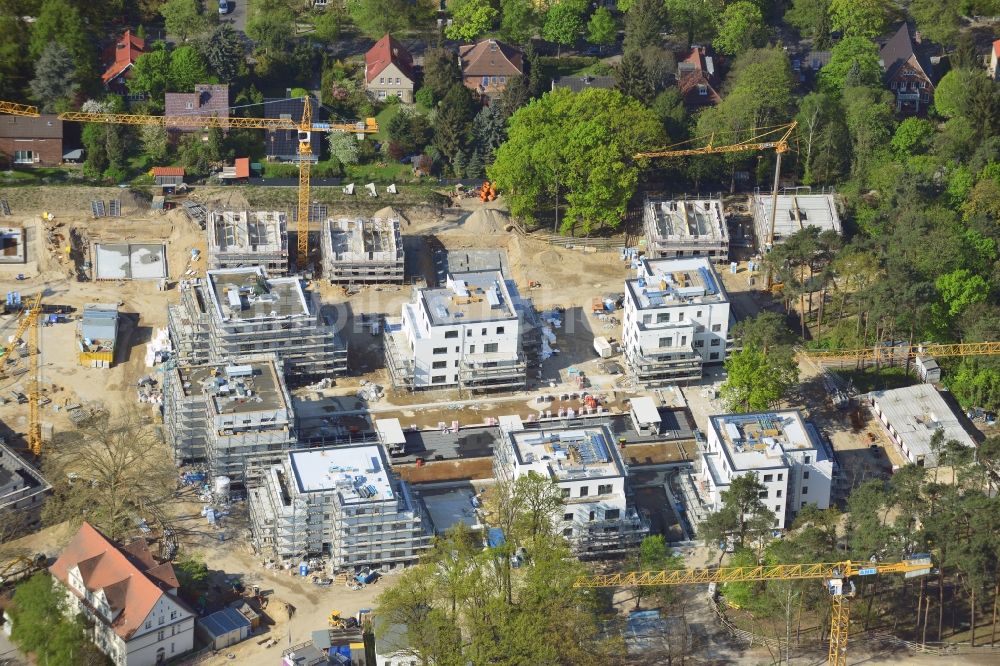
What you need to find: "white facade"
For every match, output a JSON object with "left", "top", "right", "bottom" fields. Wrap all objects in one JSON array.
[
  {"left": 699, "top": 410, "right": 834, "bottom": 530},
  {"left": 868, "top": 384, "right": 976, "bottom": 468},
  {"left": 494, "top": 417, "right": 648, "bottom": 557},
  {"left": 384, "top": 271, "right": 526, "bottom": 391},
  {"left": 622, "top": 257, "right": 731, "bottom": 386}
]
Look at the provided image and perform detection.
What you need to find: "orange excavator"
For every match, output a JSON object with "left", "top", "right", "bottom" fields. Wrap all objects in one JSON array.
[{"left": 479, "top": 181, "right": 497, "bottom": 202}]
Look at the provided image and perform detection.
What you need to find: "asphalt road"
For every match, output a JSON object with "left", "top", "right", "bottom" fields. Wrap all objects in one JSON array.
[{"left": 222, "top": 0, "right": 248, "bottom": 34}]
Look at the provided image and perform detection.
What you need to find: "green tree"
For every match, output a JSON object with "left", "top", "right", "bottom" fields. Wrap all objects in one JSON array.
[
  {"left": 842, "top": 84, "right": 895, "bottom": 181},
  {"left": 161, "top": 0, "right": 211, "bottom": 41},
  {"left": 140, "top": 124, "right": 169, "bottom": 162},
  {"left": 28, "top": 43, "right": 78, "bottom": 112},
  {"left": 587, "top": 7, "right": 616, "bottom": 49},
  {"left": 500, "top": 0, "right": 540, "bottom": 44},
  {"left": 732, "top": 311, "right": 794, "bottom": 353},
  {"left": 0, "top": 14, "right": 29, "bottom": 100},
  {"left": 472, "top": 105, "right": 507, "bottom": 160},
  {"left": 828, "top": 0, "right": 890, "bottom": 39},
  {"left": 720, "top": 346, "right": 799, "bottom": 412},
  {"left": 817, "top": 36, "right": 881, "bottom": 92},
  {"left": 890, "top": 117, "right": 935, "bottom": 156},
  {"left": 434, "top": 84, "right": 478, "bottom": 171},
  {"left": 129, "top": 46, "right": 172, "bottom": 105},
  {"left": 935, "top": 268, "right": 989, "bottom": 319},
  {"left": 349, "top": 0, "right": 428, "bottom": 38},
  {"left": 623, "top": 0, "right": 664, "bottom": 54},
  {"left": 10, "top": 573, "right": 109, "bottom": 665},
  {"left": 785, "top": 0, "right": 831, "bottom": 45},
  {"left": 542, "top": 0, "right": 586, "bottom": 56},
  {"left": 30, "top": 0, "right": 97, "bottom": 86},
  {"left": 201, "top": 24, "right": 244, "bottom": 83},
  {"left": 247, "top": 0, "right": 294, "bottom": 55},
  {"left": 713, "top": 1, "right": 765, "bottom": 56},
  {"left": 934, "top": 69, "right": 975, "bottom": 119},
  {"left": 632, "top": 535, "right": 684, "bottom": 608},
  {"left": 422, "top": 47, "right": 462, "bottom": 103},
  {"left": 664, "top": 0, "right": 720, "bottom": 48},
  {"left": 796, "top": 91, "right": 850, "bottom": 185},
  {"left": 488, "top": 87, "right": 665, "bottom": 234},
  {"left": 312, "top": 5, "right": 345, "bottom": 41},
  {"left": 169, "top": 45, "right": 210, "bottom": 91},
  {"left": 700, "top": 474, "right": 775, "bottom": 555},
  {"left": 445, "top": 0, "right": 498, "bottom": 41},
  {"left": 910, "top": 0, "right": 961, "bottom": 46},
  {"left": 328, "top": 132, "right": 359, "bottom": 165},
  {"left": 614, "top": 50, "right": 654, "bottom": 103}
]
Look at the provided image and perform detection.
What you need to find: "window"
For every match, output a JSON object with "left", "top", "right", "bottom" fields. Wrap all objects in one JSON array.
[
  {"left": 468, "top": 345, "right": 475, "bottom": 353},
  {"left": 659, "top": 336, "right": 673, "bottom": 348},
  {"left": 13, "top": 150, "right": 33, "bottom": 164},
  {"left": 802, "top": 486, "right": 808, "bottom": 495},
  {"left": 145, "top": 620, "right": 152, "bottom": 630},
  {"left": 482, "top": 75, "right": 489, "bottom": 86},
  {"left": 431, "top": 375, "right": 446, "bottom": 384},
  {"left": 642, "top": 314, "right": 652, "bottom": 325},
  {"left": 589, "top": 511, "right": 596, "bottom": 521},
  {"left": 561, "top": 488, "right": 570, "bottom": 498},
  {"left": 698, "top": 84, "right": 708, "bottom": 96},
  {"left": 496, "top": 326, "right": 505, "bottom": 334},
  {"left": 776, "top": 489, "right": 782, "bottom": 498},
  {"left": 804, "top": 455, "right": 811, "bottom": 464},
  {"left": 579, "top": 486, "right": 589, "bottom": 497},
  {"left": 563, "top": 528, "right": 573, "bottom": 537},
  {"left": 712, "top": 323, "right": 722, "bottom": 332},
  {"left": 481, "top": 328, "right": 487, "bottom": 335},
  {"left": 778, "top": 474, "right": 783, "bottom": 481},
  {"left": 758, "top": 490, "right": 768, "bottom": 498},
  {"left": 710, "top": 339, "right": 721, "bottom": 346},
  {"left": 697, "top": 310, "right": 703, "bottom": 318},
  {"left": 678, "top": 311, "right": 685, "bottom": 321},
  {"left": 158, "top": 615, "right": 165, "bottom": 625},
  {"left": 433, "top": 347, "right": 447, "bottom": 354},
  {"left": 763, "top": 474, "right": 773, "bottom": 482},
  {"left": 801, "top": 501, "right": 807, "bottom": 508},
  {"left": 803, "top": 471, "right": 810, "bottom": 480},
  {"left": 396, "top": 77, "right": 401, "bottom": 84},
  {"left": 657, "top": 313, "right": 670, "bottom": 323},
  {"left": 605, "top": 508, "right": 620, "bottom": 520},
  {"left": 380, "top": 77, "right": 385, "bottom": 84},
  {"left": 694, "top": 340, "right": 704, "bottom": 347},
  {"left": 564, "top": 512, "right": 573, "bottom": 521},
  {"left": 157, "top": 630, "right": 165, "bottom": 641},
  {"left": 598, "top": 484, "right": 612, "bottom": 494},
  {"left": 891, "top": 81, "right": 897, "bottom": 90},
  {"left": 432, "top": 361, "right": 447, "bottom": 369},
  {"left": 709, "top": 352, "right": 720, "bottom": 360},
  {"left": 170, "top": 611, "right": 177, "bottom": 620},
  {"left": 484, "top": 343, "right": 498, "bottom": 353},
  {"left": 775, "top": 505, "right": 781, "bottom": 513},
  {"left": 500, "top": 76, "right": 507, "bottom": 83},
  {"left": 774, "top": 518, "right": 780, "bottom": 527},
  {"left": 445, "top": 330, "right": 458, "bottom": 339}
]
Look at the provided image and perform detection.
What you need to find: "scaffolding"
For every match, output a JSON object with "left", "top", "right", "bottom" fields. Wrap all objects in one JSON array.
[
  {"left": 167, "top": 269, "right": 346, "bottom": 379},
  {"left": 207, "top": 211, "right": 289, "bottom": 275},
  {"left": 247, "top": 446, "right": 433, "bottom": 572},
  {"left": 643, "top": 195, "right": 728, "bottom": 260},
  {"left": 321, "top": 217, "right": 404, "bottom": 284}
]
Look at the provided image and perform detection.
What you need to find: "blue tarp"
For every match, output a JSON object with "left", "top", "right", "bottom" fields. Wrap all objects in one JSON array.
[{"left": 487, "top": 528, "right": 506, "bottom": 548}]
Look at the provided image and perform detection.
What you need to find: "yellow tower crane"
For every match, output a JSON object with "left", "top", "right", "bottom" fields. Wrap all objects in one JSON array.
[
  {"left": 0, "top": 101, "right": 38, "bottom": 116},
  {"left": 636, "top": 121, "right": 797, "bottom": 254},
  {"left": 802, "top": 341, "right": 1000, "bottom": 365},
  {"left": 574, "top": 555, "right": 933, "bottom": 666},
  {"left": 56, "top": 98, "right": 377, "bottom": 266},
  {"left": 0, "top": 293, "right": 44, "bottom": 455}
]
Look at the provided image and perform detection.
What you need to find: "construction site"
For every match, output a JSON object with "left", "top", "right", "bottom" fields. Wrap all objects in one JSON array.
[
  {"left": 321, "top": 216, "right": 404, "bottom": 284},
  {"left": 207, "top": 210, "right": 289, "bottom": 276},
  {"left": 642, "top": 196, "right": 729, "bottom": 261}
]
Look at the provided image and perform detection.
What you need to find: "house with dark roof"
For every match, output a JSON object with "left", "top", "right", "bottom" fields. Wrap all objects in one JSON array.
[
  {"left": 49, "top": 522, "right": 195, "bottom": 666},
  {"left": 365, "top": 34, "right": 415, "bottom": 103},
  {"left": 551, "top": 74, "right": 615, "bottom": 93},
  {"left": 0, "top": 114, "right": 65, "bottom": 167},
  {"left": 164, "top": 84, "right": 230, "bottom": 137},
  {"left": 459, "top": 39, "right": 523, "bottom": 100},
  {"left": 879, "top": 24, "right": 935, "bottom": 114},
  {"left": 102, "top": 29, "right": 146, "bottom": 96},
  {"left": 264, "top": 97, "right": 325, "bottom": 162},
  {"left": 677, "top": 46, "right": 722, "bottom": 108}
]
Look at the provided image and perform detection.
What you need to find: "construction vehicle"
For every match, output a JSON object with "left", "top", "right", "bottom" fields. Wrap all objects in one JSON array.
[
  {"left": 328, "top": 610, "right": 347, "bottom": 629},
  {"left": 0, "top": 553, "right": 47, "bottom": 586},
  {"left": 574, "top": 554, "right": 933, "bottom": 666},
  {"left": 1, "top": 99, "right": 377, "bottom": 266},
  {"left": 479, "top": 180, "right": 497, "bottom": 202}
]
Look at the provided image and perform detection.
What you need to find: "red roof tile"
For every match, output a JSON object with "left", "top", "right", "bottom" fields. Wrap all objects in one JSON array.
[
  {"left": 49, "top": 523, "right": 185, "bottom": 641},
  {"left": 365, "top": 34, "right": 415, "bottom": 84},
  {"left": 102, "top": 30, "right": 145, "bottom": 85},
  {"left": 993, "top": 39, "right": 1000, "bottom": 59},
  {"left": 234, "top": 157, "right": 250, "bottom": 178},
  {"left": 459, "top": 39, "right": 523, "bottom": 78},
  {"left": 152, "top": 167, "right": 185, "bottom": 177}
]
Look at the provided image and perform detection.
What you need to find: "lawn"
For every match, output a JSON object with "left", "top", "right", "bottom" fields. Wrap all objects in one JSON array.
[
  {"left": 373, "top": 103, "right": 402, "bottom": 142},
  {"left": 344, "top": 161, "right": 411, "bottom": 182},
  {"left": 0, "top": 167, "right": 73, "bottom": 183}
]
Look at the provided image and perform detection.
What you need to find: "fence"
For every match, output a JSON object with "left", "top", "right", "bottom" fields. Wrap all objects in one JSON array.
[{"left": 508, "top": 217, "right": 629, "bottom": 252}]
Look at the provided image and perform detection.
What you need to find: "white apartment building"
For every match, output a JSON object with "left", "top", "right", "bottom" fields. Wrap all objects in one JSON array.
[
  {"left": 622, "top": 257, "right": 731, "bottom": 386},
  {"left": 248, "top": 444, "right": 432, "bottom": 572},
  {"left": 49, "top": 522, "right": 195, "bottom": 666},
  {"left": 384, "top": 271, "right": 526, "bottom": 391},
  {"left": 494, "top": 416, "right": 649, "bottom": 558},
  {"left": 699, "top": 410, "right": 835, "bottom": 530}
]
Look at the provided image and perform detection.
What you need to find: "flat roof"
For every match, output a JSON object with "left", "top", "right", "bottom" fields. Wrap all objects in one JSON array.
[
  {"left": 208, "top": 211, "right": 287, "bottom": 254},
  {"left": 288, "top": 445, "right": 395, "bottom": 502},
  {"left": 421, "top": 271, "right": 518, "bottom": 326},
  {"left": 646, "top": 197, "right": 728, "bottom": 243},
  {"left": 375, "top": 418, "right": 406, "bottom": 445},
  {"left": 710, "top": 410, "right": 823, "bottom": 471},
  {"left": 0, "top": 227, "right": 26, "bottom": 264},
  {"left": 750, "top": 194, "right": 842, "bottom": 244},
  {"left": 81, "top": 304, "right": 119, "bottom": 344},
  {"left": 508, "top": 425, "right": 625, "bottom": 481},
  {"left": 177, "top": 360, "right": 287, "bottom": 413},
  {"left": 325, "top": 217, "right": 402, "bottom": 263},
  {"left": 205, "top": 267, "right": 309, "bottom": 321},
  {"left": 94, "top": 243, "right": 167, "bottom": 280},
  {"left": 630, "top": 397, "right": 662, "bottom": 425},
  {"left": 197, "top": 607, "right": 250, "bottom": 638},
  {"left": 627, "top": 257, "right": 728, "bottom": 309},
  {"left": 870, "top": 384, "right": 976, "bottom": 459},
  {"left": 420, "top": 486, "right": 480, "bottom": 534}
]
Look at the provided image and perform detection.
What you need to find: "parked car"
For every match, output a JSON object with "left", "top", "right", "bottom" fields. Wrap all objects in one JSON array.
[{"left": 218, "top": 0, "right": 229, "bottom": 14}]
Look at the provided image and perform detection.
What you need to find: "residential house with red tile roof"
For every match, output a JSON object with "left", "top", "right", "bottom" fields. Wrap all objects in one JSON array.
[
  {"left": 879, "top": 24, "right": 936, "bottom": 115},
  {"left": 987, "top": 39, "right": 1000, "bottom": 81},
  {"left": 164, "top": 84, "right": 230, "bottom": 137},
  {"left": 49, "top": 522, "right": 195, "bottom": 666},
  {"left": 102, "top": 30, "right": 146, "bottom": 96},
  {"left": 459, "top": 39, "right": 523, "bottom": 100},
  {"left": 365, "top": 34, "right": 415, "bottom": 103},
  {"left": 677, "top": 46, "right": 722, "bottom": 109}
]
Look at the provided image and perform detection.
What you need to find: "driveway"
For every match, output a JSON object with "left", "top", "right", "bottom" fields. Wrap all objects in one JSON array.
[
  {"left": 222, "top": 0, "right": 248, "bottom": 34},
  {"left": 0, "top": 630, "right": 29, "bottom": 666}
]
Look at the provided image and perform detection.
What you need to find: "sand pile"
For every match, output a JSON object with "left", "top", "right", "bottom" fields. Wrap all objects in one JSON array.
[
  {"left": 462, "top": 208, "right": 512, "bottom": 235},
  {"left": 374, "top": 205, "right": 409, "bottom": 226}
]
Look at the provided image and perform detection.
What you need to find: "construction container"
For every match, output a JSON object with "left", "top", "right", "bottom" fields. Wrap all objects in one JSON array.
[{"left": 593, "top": 336, "right": 613, "bottom": 358}]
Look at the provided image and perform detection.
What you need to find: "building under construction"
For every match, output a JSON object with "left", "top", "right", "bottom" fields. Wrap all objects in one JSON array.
[
  {"left": 167, "top": 267, "right": 347, "bottom": 379},
  {"left": 748, "top": 192, "right": 842, "bottom": 251},
  {"left": 321, "top": 217, "right": 404, "bottom": 284},
  {"left": 643, "top": 196, "right": 728, "bottom": 261},
  {"left": 248, "top": 444, "right": 432, "bottom": 572},
  {"left": 207, "top": 211, "right": 289, "bottom": 275},
  {"left": 163, "top": 355, "right": 296, "bottom": 482}
]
